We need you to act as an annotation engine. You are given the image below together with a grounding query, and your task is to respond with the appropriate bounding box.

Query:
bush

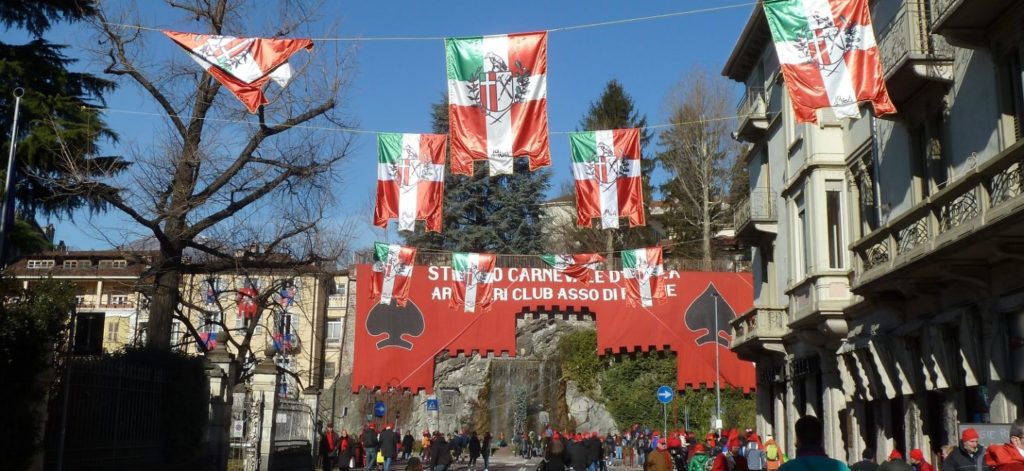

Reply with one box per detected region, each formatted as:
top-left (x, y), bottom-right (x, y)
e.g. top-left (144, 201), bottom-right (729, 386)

top-left (557, 329), bottom-right (603, 394)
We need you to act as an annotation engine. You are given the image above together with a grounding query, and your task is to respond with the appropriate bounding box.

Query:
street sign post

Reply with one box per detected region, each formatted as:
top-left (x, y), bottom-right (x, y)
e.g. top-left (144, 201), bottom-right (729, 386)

top-left (657, 385), bottom-right (674, 435)
top-left (426, 398), bottom-right (439, 411)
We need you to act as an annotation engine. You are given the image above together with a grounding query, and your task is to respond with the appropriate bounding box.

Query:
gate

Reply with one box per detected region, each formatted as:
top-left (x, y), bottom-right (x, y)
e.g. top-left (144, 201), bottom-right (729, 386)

top-left (269, 397), bottom-right (314, 470)
top-left (228, 390), bottom-right (265, 471)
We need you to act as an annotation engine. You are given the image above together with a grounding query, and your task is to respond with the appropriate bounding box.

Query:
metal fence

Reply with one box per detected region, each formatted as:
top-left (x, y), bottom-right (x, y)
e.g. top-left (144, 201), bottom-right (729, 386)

top-left (46, 356), bottom-right (166, 470)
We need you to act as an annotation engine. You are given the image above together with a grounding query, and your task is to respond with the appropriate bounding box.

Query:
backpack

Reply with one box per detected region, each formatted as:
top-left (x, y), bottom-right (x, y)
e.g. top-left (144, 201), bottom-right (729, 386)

top-left (765, 445), bottom-right (778, 461)
top-left (745, 447), bottom-right (766, 469)
top-left (689, 454), bottom-right (711, 471)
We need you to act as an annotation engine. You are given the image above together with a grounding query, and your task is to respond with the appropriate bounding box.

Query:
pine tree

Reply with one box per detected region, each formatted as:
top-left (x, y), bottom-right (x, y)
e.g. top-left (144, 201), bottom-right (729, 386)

top-left (1, 0), bottom-right (123, 219)
top-left (402, 96), bottom-right (551, 257)
top-left (550, 80), bottom-right (658, 254)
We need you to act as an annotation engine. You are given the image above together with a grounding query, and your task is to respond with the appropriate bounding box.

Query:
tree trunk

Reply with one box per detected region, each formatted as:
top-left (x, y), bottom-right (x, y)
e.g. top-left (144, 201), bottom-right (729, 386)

top-left (146, 258), bottom-right (183, 350)
top-left (702, 174), bottom-right (712, 264)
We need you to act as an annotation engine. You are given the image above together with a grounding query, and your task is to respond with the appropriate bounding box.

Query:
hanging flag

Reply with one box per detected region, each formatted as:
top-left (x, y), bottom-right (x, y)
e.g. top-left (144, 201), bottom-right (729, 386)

top-left (621, 247), bottom-right (666, 308)
top-left (198, 331), bottom-right (218, 350)
top-left (446, 32), bottom-right (550, 176)
top-left (762, 0), bottom-right (895, 123)
top-left (570, 128), bottom-right (645, 229)
top-left (371, 242), bottom-right (417, 306)
top-left (163, 31), bottom-right (313, 113)
top-left (374, 133), bottom-right (447, 232)
top-left (540, 253), bottom-right (605, 283)
top-left (450, 252), bottom-right (496, 313)
top-left (237, 281), bottom-right (259, 319)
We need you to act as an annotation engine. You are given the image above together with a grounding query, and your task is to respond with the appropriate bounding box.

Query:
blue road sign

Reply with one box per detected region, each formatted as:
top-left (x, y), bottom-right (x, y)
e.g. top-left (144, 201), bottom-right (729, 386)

top-left (656, 385), bottom-right (675, 404)
top-left (426, 398), bottom-right (439, 411)
top-left (374, 401), bottom-right (386, 417)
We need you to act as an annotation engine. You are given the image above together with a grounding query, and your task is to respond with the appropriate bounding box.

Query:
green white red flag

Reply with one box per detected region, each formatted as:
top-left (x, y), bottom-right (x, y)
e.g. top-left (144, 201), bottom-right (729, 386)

top-left (540, 253), bottom-right (605, 283)
top-left (762, 0), bottom-right (895, 123)
top-left (163, 31), bottom-right (313, 113)
top-left (621, 247), bottom-right (666, 308)
top-left (371, 242), bottom-right (417, 307)
top-left (570, 128), bottom-right (645, 229)
top-left (451, 252), bottom-right (496, 313)
top-left (374, 133), bottom-right (447, 232)
top-left (445, 32), bottom-right (550, 176)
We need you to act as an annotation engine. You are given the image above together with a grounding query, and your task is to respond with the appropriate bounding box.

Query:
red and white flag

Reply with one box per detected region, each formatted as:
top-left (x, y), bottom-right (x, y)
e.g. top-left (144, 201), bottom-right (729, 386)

top-left (570, 129), bottom-right (645, 229)
top-left (451, 252), bottom-right (496, 313)
top-left (445, 32), bottom-right (550, 176)
top-left (621, 247), bottom-right (666, 308)
top-left (371, 242), bottom-right (417, 306)
top-left (163, 31), bottom-right (313, 113)
top-left (374, 133), bottom-right (447, 232)
top-left (540, 253), bottom-right (605, 283)
top-left (762, 0), bottom-right (895, 123)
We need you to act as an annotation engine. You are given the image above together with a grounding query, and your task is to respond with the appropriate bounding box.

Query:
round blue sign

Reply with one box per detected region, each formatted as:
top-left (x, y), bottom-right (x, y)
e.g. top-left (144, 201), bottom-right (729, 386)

top-left (374, 401), bottom-right (386, 417)
top-left (656, 385), bottom-right (675, 404)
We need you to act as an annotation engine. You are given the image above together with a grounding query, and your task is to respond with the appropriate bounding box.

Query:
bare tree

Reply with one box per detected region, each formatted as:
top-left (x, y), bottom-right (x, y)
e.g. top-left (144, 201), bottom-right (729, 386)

top-left (47, 0), bottom-right (355, 350)
top-left (656, 67), bottom-right (738, 263)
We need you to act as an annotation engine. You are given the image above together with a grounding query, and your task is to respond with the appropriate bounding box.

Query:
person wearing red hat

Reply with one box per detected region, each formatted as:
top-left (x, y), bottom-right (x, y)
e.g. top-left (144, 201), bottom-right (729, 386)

top-left (363, 423), bottom-right (381, 471)
top-left (985, 419), bottom-right (1024, 470)
top-left (711, 429), bottom-right (748, 471)
top-left (689, 443), bottom-right (711, 471)
top-left (878, 450), bottom-right (911, 471)
top-left (909, 449), bottom-right (934, 471)
top-left (744, 433), bottom-right (767, 470)
top-left (944, 427), bottom-right (990, 471)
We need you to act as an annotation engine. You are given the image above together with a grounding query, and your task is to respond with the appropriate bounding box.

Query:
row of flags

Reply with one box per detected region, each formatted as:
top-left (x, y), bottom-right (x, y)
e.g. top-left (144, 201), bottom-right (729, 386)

top-left (370, 242), bottom-right (666, 311)
top-left (373, 127), bottom-right (646, 233)
top-left (160, 0), bottom-right (894, 129)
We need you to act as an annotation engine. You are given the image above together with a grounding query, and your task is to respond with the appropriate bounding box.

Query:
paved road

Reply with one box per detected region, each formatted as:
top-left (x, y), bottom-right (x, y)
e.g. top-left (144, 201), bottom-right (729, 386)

top-left (361, 448), bottom-right (640, 471)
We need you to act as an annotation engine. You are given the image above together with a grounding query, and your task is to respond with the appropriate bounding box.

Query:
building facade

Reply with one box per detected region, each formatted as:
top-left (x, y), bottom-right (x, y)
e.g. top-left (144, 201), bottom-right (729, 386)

top-left (725, 0), bottom-right (1024, 463)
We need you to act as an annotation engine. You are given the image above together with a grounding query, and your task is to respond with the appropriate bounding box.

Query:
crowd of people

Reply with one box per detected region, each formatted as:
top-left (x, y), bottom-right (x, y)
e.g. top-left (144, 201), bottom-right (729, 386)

top-left (319, 417), bottom-right (1024, 471)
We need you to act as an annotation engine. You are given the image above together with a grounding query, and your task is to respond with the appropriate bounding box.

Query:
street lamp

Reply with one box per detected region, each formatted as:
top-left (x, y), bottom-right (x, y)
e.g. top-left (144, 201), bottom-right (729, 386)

top-left (713, 292), bottom-right (722, 432)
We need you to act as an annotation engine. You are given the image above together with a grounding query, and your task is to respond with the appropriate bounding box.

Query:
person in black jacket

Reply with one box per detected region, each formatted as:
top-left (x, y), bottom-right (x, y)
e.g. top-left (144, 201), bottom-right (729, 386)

top-left (482, 432), bottom-right (493, 471)
top-left (430, 433), bottom-right (453, 471)
top-left (943, 428), bottom-right (991, 471)
top-left (544, 432), bottom-right (570, 471)
top-left (363, 423), bottom-right (380, 471)
top-left (403, 431), bottom-right (415, 461)
top-left (586, 433), bottom-right (602, 471)
top-left (570, 435), bottom-right (591, 471)
top-left (468, 431), bottom-right (482, 471)
top-left (378, 423), bottom-right (398, 471)
top-left (851, 448), bottom-right (879, 471)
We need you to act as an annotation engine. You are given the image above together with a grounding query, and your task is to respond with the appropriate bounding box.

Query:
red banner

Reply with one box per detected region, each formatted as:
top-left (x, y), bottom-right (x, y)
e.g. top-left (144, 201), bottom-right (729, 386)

top-left (353, 264), bottom-right (754, 393)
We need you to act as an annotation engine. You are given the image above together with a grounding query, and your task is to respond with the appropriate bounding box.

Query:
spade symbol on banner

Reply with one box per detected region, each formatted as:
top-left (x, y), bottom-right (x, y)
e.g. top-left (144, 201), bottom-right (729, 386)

top-left (684, 284), bottom-right (735, 347)
top-left (366, 300), bottom-right (425, 350)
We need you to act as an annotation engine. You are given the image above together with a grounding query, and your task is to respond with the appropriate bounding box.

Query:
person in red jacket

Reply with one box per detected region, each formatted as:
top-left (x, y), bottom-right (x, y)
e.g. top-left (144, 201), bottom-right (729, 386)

top-left (909, 449), bottom-right (934, 471)
top-left (985, 419), bottom-right (1024, 469)
top-left (712, 429), bottom-right (748, 471)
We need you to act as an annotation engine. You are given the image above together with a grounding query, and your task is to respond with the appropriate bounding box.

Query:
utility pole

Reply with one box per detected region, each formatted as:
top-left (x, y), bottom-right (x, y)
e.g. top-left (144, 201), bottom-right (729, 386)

top-left (713, 292), bottom-right (722, 432)
top-left (1, 88), bottom-right (24, 267)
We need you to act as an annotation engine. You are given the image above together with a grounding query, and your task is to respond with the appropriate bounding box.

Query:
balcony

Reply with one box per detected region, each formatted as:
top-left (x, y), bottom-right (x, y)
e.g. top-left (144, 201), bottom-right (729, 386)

top-left (730, 306), bottom-right (788, 360)
top-left (735, 86), bottom-right (768, 142)
top-left (852, 140), bottom-right (1024, 293)
top-left (328, 294), bottom-right (347, 309)
top-left (876, 1), bottom-right (954, 103)
top-left (734, 188), bottom-right (778, 241)
top-left (930, 0), bottom-right (1021, 48)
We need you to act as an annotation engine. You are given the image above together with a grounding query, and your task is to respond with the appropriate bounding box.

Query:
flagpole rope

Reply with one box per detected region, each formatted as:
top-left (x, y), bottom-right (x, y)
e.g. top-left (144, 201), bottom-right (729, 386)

top-left (99, 2), bottom-right (758, 40)
top-left (83, 106), bottom-right (768, 136)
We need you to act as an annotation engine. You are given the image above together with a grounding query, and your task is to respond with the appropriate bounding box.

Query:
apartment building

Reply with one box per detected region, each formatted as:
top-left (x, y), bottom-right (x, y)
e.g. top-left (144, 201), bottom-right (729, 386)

top-left (724, 0), bottom-right (1024, 462)
top-left (8, 248), bottom-right (350, 393)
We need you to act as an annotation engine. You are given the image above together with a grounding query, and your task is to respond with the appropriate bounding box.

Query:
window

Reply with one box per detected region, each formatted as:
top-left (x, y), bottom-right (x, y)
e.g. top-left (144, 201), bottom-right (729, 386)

top-left (106, 320), bottom-right (119, 342)
top-left (335, 281), bottom-right (347, 297)
top-left (79, 260), bottom-right (92, 268)
top-left (324, 361), bottom-right (337, 379)
top-left (794, 193), bottom-right (811, 280)
top-left (75, 295), bottom-right (86, 306)
top-left (203, 310), bottom-right (222, 334)
top-left (999, 47), bottom-right (1024, 144)
top-left (64, 260), bottom-right (79, 268)
top-left (27, 260), bottom-right (54, 269)
top-left (826, 181), bottom-right (845, 269)
top-left (74, 313), bottom-right (105, 355)
top-left (327, 320), bottom-right (342, 343)
top-left (98, 259), bottom-right (127, 268)
top-left (234, 312), bottom-right (246, 330)
top-left (110, 295), bottom-right (129, 306)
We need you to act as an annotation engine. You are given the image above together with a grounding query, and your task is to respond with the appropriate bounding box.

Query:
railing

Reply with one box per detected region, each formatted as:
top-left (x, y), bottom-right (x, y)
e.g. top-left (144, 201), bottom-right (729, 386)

top-left (876, 1), bottom-right (953, 78)
top-left (737, 86), bottom-right (767, 126)
top-left (731, 306), bottom-right (789, 348)
top-left (852, 141), bottom-right (1024, 285)
top-left (929, 0), bottom-right (961, 27)
top-left (327, 294), bottom-right (346, 309)
top-left (75, 301), bottom-right (137, 310)
top-left (734, 188), bottom-right (778, 233)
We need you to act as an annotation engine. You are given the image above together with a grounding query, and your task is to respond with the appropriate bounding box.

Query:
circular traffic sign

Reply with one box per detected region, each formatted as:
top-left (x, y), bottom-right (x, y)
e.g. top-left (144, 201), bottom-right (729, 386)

top-left (656, 385), bottom-right (675, 404)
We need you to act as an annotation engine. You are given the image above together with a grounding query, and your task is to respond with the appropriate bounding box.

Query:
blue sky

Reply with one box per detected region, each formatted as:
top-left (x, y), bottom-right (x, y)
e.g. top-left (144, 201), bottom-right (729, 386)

top-left (6, 1), bottom-right (755, 252)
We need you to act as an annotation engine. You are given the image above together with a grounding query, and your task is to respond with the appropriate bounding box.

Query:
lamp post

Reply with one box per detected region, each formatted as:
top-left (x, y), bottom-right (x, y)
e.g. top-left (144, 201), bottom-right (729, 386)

top-left (713, 292), bottom-right (722, 432)
top-left (1, 88), bottom-right (24, 267)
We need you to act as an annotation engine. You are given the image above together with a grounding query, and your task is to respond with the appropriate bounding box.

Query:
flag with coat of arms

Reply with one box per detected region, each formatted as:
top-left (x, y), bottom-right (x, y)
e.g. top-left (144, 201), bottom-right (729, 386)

top-left (445, 32), bottom-right (550, 176)
top-left (762, 0), bottom-right (895, 123)
top-left (163, 31), bottom-right (313, 113)
top-left (374, 133), bottom-right (447, 232)
top-left (540, 253), bottom-right (605, 284)
top-left (371, 242), bottom-right (417, 307)
top-left (621, 247), bottom-right (666, 308)
top-left (570, 128), bottom-right (645, 229)
top-left (451, 252), bottom-right (496, 313)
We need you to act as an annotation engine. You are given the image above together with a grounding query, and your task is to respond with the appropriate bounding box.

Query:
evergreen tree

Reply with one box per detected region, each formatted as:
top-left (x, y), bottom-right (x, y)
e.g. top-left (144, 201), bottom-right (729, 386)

top-left (403, 96), bottom-right (551, 256)
top-left (1, 0), bottom-right (123, 219)
top-left (550, 80), bottom-right (658, 254)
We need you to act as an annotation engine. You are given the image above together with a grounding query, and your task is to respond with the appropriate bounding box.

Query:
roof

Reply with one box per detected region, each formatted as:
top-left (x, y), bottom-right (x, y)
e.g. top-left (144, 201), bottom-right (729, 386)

top-left (8, 249), bottom-right (154, 278)
top-left (721, 5), bottom-right (772, 82)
